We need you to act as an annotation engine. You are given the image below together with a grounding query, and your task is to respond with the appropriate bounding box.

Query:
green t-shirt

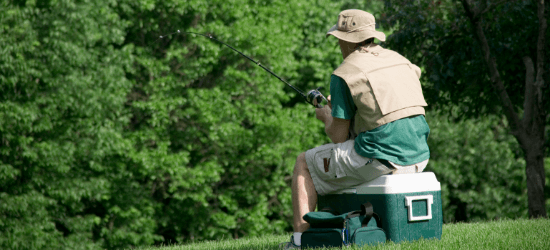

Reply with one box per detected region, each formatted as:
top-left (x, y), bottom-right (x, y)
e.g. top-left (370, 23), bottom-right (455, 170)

top-left (330, 74), bottom-right (430, 165)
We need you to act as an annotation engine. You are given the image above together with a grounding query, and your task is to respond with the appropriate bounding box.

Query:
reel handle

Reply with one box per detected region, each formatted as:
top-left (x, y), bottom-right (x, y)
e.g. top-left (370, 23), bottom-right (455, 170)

top-left (306, 87), bottom-right (328, 108)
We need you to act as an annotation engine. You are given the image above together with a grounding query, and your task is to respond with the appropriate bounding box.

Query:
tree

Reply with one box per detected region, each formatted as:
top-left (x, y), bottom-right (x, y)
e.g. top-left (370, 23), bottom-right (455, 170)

top-left (460, 0), bottom-right (548, 218)
top-left (1, 0), bottom-right (347, 248)
top-left (380, 0), bottom-right (548, 218)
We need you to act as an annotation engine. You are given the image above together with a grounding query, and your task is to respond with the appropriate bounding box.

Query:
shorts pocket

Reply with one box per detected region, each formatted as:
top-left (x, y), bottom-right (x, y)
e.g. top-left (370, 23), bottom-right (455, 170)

top-left (354, 160), bottom-right (392, 182)
top-left (313, 147), bottom-right (337, 181)
top-left (332, 140), bottom-right (374, 178)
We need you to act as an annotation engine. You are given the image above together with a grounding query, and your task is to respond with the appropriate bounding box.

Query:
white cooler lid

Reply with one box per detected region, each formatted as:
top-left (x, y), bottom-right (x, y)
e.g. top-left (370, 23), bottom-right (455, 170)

top-left (335, 172), bottom-right (441, 194)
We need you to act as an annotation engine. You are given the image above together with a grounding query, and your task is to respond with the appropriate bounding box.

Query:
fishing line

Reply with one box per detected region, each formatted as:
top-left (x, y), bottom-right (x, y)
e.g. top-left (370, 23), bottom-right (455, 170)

top-left (154, 30), bottom-right (327, 108)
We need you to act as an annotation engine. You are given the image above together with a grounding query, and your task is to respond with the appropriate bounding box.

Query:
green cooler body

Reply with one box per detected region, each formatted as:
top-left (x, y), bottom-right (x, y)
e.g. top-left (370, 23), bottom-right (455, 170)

top-left (317, 172), bottom-right (442, 243)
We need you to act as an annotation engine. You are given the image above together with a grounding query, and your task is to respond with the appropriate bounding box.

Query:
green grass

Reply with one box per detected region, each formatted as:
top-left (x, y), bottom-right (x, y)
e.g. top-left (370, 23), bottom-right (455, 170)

top-left (138, 218), bottom-right (550, 250)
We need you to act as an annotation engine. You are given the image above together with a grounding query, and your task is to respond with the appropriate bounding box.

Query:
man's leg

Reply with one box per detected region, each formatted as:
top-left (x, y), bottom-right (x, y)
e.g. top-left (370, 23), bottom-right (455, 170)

top-left (292, 152), bottom-right (317, 232)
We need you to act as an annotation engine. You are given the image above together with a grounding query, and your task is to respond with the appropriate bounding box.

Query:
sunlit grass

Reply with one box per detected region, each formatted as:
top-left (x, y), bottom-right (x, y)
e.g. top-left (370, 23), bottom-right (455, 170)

top-left (137, 218), bottom-right (550, 250)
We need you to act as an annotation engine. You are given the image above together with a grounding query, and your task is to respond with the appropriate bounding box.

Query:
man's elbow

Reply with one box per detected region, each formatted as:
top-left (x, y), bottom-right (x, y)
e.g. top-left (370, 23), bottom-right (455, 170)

top-left (326, 127), bottom-right (348, 144)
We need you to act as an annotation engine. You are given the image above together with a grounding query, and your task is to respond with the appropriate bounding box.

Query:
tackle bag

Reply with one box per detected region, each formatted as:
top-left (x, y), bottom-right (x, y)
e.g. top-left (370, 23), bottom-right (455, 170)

top-left (301, 202), bottom-right (386, 248)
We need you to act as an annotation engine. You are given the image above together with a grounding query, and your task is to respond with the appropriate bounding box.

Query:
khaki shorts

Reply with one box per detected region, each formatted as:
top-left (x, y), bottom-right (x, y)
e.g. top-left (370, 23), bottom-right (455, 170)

top-left (305, 140), bottom-right (428, 195)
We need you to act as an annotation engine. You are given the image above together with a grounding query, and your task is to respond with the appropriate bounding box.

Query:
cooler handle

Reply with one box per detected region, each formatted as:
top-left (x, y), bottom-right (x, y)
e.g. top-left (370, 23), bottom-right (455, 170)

top-left (405, 195), bottom-right (433, 221)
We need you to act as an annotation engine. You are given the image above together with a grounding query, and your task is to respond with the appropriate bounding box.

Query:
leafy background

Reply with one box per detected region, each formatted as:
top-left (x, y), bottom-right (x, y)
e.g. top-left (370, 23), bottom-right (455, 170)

top-left (1, 0), bottom-right (548, 249)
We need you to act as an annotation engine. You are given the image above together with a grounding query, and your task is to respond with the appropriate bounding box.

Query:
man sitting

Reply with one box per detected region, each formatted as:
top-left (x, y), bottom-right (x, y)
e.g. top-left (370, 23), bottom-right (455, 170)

top-left (281, 9), bottom-right (430, 249)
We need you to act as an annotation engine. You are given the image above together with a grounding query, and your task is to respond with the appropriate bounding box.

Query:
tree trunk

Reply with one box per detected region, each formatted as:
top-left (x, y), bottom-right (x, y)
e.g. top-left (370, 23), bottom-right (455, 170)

top-left (518, 109), bottom-right (547, 218)
top-left (520, 56), bottom-right (547, 218)
top-left (523, 141), bottom-right (547, 217)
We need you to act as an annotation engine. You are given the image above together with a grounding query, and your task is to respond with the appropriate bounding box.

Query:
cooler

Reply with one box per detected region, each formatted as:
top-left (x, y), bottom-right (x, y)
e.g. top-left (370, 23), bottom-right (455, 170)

top-left (317, 172), bottom-right (443, 243)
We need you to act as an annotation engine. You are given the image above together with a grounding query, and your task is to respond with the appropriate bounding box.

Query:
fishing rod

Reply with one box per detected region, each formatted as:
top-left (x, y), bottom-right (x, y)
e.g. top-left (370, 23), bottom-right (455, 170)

top-left (155, 30), bottom-right (328, 108)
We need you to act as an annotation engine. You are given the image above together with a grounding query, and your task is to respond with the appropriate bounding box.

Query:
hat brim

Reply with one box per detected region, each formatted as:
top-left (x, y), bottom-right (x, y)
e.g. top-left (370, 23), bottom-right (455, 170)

top-left (326, 24), bottom-right (386, 43)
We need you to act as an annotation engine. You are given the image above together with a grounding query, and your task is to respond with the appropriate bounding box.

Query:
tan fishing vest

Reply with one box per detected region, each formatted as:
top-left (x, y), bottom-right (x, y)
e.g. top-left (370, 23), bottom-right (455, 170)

top-left (333, 44), bottom-right (427, 133)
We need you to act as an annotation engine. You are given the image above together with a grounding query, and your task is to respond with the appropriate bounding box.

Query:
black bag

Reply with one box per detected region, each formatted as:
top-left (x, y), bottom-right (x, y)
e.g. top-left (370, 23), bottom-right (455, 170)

top-left (301, 202), bottom-right (386, 248)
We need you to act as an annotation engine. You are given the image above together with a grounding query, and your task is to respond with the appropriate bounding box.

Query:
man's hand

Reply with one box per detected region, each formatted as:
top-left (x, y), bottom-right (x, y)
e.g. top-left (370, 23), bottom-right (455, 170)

top-left (314, 95), bottom-right (332, 124)
top-left (315, 106), bottom-right (331, 123)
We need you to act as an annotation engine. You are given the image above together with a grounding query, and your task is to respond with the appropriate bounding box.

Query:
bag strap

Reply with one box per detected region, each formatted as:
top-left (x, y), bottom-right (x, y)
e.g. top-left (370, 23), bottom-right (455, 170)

top-left (344, 202), bottom-right (375, 221)
top-left (344, 210), bottom-right (362, 219)
top-left (360, 202), bottom-right (382, 228)
top-left (338, 203), bottom-right (383, 228)
top-left (371, 213), bottom-right (383, 228)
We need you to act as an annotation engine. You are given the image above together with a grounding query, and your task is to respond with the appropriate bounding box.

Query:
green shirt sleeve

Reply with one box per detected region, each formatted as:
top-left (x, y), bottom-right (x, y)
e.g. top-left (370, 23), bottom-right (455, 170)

top-left (330, 74), bottom-right (356, 120)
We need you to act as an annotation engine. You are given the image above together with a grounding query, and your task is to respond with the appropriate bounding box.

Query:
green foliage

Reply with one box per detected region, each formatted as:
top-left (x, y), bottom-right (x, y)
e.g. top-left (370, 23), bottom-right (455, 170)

top-left (546, 158), bottom-right (550, 210)
top-left (1, 0), bottom-right (135, 249)
top-left (426, 111), bottom-right (529, 222)
top-left (121, 0), bottom-right (344, 244)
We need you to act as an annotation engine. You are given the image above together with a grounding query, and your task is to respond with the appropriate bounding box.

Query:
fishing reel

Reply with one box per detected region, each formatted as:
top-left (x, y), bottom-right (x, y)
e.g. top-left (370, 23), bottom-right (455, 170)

top-left (306, 87), bottom-right (328, 108)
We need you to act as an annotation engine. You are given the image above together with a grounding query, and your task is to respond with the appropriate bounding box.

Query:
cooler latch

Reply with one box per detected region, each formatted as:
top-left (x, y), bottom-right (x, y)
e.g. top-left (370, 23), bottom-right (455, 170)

top-left (405, 195), bottom-right (433, 221)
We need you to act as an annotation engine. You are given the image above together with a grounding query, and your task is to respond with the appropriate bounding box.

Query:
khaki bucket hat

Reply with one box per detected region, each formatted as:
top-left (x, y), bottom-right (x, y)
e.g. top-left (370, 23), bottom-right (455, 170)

top-left (326, 9), bottom-right (386, 43)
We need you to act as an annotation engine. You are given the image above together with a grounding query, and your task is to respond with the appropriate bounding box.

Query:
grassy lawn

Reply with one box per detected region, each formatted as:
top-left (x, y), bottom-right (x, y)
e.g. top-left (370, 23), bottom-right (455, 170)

top-left (138, 218), bottom-right (550, 250)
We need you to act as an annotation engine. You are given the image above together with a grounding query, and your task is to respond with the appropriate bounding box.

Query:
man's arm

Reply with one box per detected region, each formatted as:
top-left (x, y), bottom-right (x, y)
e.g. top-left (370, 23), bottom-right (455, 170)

top-left (315, 97), bottom-right (350, 144)
top-left (324, 115), bottom-right (351, 144)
